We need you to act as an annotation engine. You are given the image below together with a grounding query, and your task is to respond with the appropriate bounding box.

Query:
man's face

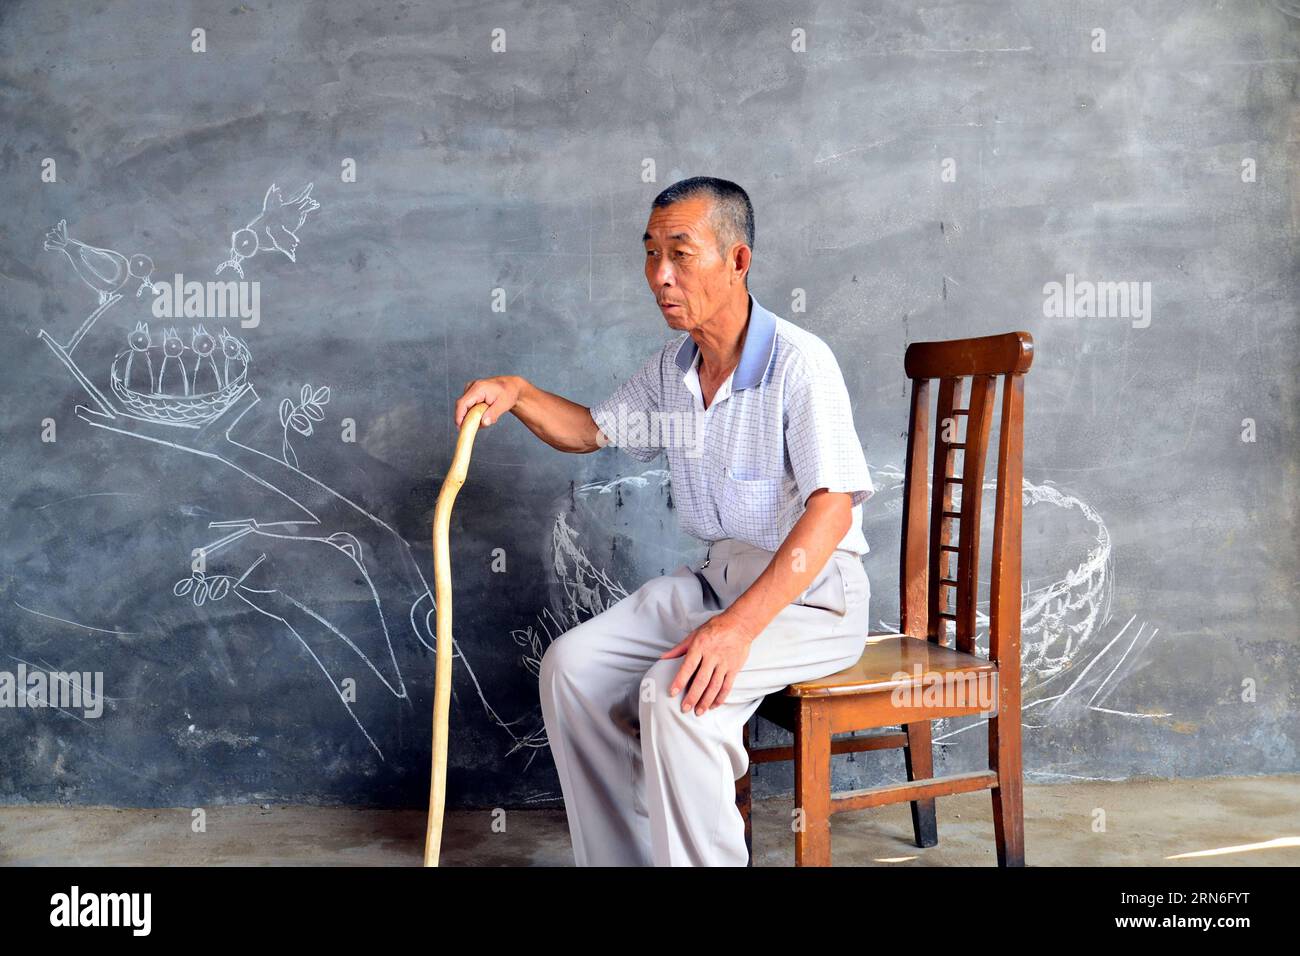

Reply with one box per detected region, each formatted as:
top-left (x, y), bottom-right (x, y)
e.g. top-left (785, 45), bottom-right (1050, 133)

top-left (643, 196), bottom-right (744, 331)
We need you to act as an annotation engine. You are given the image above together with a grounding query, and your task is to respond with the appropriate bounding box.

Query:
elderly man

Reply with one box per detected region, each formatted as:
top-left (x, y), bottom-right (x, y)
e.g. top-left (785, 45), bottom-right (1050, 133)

top-left (453, 176), bottom-right (874, 866)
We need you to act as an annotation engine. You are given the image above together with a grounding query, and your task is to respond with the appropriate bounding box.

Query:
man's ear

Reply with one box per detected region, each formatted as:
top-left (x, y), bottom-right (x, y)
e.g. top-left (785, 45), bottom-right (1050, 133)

top-left (731, 243), bottom-right (751, 285)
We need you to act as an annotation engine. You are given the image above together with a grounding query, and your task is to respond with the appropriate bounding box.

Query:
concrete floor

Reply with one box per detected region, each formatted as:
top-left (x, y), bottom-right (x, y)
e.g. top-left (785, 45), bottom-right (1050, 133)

top-left (2, 775), bottom-right (1296, 866)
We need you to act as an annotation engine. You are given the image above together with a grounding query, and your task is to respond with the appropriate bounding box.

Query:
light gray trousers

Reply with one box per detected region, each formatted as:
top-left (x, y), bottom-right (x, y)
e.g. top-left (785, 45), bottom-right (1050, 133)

top-left (538, 537), bottom-right (871, 866)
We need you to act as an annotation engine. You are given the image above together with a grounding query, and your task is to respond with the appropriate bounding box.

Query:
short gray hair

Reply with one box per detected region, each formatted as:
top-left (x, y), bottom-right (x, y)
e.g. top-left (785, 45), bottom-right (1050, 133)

top-left (650, 177), bottom-right (754, 283)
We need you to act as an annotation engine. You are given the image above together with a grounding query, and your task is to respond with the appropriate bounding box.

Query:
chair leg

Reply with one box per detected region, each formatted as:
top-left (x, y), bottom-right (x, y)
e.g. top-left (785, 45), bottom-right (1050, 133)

top-left (989, 701), bottom-right (1025, 866)
top-left (902, 720), bottom-right (939, 848)
top-left (737, 721), bottom-right (753, 867)
top-left (793, 700), bottom-right (832, 867)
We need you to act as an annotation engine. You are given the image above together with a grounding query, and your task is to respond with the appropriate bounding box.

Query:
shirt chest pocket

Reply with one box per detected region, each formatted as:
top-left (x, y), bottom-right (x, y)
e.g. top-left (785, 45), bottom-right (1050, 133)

top-left (717, 471), bottom-right (788, 538)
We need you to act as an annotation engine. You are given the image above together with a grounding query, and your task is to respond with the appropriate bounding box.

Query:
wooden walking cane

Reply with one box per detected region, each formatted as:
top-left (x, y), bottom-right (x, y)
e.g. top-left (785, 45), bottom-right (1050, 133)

top-left (424, 400), bottom-right (489, 867)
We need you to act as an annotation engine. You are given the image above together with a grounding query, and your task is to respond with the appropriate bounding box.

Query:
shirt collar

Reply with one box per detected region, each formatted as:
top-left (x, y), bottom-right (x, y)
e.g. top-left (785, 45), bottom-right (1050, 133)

top-left (672, 292), bottom-right (777, 391)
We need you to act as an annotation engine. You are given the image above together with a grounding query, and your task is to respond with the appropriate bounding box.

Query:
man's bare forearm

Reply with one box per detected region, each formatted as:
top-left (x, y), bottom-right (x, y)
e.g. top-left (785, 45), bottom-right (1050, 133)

top-left (508, 376), bottom-right (604, 453)
top-left (719, 490), bottom-right (854, 640)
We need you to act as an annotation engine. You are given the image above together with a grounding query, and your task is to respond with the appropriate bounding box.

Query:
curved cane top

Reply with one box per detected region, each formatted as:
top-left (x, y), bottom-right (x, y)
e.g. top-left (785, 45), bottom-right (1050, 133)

top-left (441, 402), bottom-right (490, 494)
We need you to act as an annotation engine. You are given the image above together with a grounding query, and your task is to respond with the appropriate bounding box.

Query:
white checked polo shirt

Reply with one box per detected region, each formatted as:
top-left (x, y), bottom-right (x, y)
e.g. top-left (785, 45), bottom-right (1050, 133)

top-left (589, 292), bottom-right (874, 555)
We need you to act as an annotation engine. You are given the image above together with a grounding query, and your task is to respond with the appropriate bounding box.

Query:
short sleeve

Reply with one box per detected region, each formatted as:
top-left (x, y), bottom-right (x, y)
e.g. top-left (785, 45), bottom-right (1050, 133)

top-left (590, 349), bottom-right (665, 463)
top-left (783, 346), bottom-right (874, 508)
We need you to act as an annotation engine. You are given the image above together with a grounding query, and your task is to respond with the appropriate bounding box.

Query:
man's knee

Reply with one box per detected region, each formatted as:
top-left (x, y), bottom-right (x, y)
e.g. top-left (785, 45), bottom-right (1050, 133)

top-left (538, 626), bottom-right (580, 693)
top-left (637, 659), bottom-right (695, 724)
top-left (538, 615), bottom-right (610, 695)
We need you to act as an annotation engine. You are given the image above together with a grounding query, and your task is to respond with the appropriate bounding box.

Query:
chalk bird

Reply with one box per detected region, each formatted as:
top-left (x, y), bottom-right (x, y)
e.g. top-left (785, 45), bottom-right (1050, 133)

top-left (190, 325), bottom-right (222, 394)
top-left (158, 327), bottom-right (190, 396)
top-left (43, 220), bottom-right (155, 303)
top-left (218, 327), bottom-right (251, 386)
top-left (216, 182), bottom-right (320, 277)
top-left (123, 322), bottom-right (155, 394)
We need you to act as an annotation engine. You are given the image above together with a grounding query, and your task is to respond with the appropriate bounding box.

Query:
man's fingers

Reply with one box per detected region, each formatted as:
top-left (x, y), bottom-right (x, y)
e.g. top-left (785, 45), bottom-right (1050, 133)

top-left (709, 672), bottom-right (735, 711)
top-left (683, 663), bottom-right (716, 712)
top-left (659, 635), bottom-right (691, 660)
top-left (669, 651), bottom-right (701, 698)
top-left (481, 393), bottom-right (509, 427)
top-left (694, 668), bottom-right (727, 714)
top-left (455, 383), bottom-right (487, 426)
top-left (453, 383), bottom-right (475, 426)
top-left (681, 661), bottom-right (716, 713)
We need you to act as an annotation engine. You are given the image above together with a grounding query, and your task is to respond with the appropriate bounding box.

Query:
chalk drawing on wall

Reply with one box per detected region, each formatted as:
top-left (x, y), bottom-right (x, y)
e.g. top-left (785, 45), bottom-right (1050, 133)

top-left (520, 465), bottom-right (1164, 783)
top-left (864, 464), bottom-right (1167, 780)
top-left (215, 182), bottom-right (319, 277)
top-left (44, 219), bottom-right (157, 305)
top-left (39, 220), bottom-right (158, 418)
top-left (278, 383), bottom-right (331, 468)
top-left (34, 209), bottom-right (1159, 783)
top-left (504, 477), bottom-right (654, 769)
top-left (33, 203), bottom-right (539, 763)
top-left (103, 322), bottom-right (253, 427)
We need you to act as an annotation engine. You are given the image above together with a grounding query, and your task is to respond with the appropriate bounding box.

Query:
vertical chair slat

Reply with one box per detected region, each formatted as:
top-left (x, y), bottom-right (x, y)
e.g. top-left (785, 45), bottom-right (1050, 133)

top-left (987, 371), bottom-right (1027, 865)
top-left (989, 373), bottom-right (1025, 671)
top-left (955, 374), bottom-right (997, 655)
top-left (899, 378), bottom-right (931, 637)
top-left (926, 377), bottom-right (962, 647)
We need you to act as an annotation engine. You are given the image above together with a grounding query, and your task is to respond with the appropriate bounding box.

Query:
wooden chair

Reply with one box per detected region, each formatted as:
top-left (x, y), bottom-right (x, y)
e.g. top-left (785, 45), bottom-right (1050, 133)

top-left (735, 330), bottom-right (1034, 867)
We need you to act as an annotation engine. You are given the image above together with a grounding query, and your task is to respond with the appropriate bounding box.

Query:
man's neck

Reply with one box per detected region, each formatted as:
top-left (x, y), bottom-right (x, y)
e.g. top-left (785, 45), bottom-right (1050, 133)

top-left (690, 292), bottom-right (751, 382)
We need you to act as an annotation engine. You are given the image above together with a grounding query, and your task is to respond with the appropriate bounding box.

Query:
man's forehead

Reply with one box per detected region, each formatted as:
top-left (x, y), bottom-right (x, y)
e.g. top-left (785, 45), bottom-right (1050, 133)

top-left (643, 200), bottom-right (714, 243)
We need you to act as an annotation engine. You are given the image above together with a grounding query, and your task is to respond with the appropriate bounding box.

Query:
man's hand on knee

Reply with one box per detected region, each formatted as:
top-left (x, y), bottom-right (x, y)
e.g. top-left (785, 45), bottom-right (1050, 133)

top-left (659, 613), bottom-right (757, 716)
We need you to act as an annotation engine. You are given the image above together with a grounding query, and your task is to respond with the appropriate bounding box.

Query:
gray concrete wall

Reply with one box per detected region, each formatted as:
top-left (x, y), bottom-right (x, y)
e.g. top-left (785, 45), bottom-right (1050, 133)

top-left (0, 0), bottom-right (1295, 809)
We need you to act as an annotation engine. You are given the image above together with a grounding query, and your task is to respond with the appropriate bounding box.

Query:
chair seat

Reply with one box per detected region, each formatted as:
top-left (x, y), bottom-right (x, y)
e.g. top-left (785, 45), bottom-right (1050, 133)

top-left (784, 631), bottom-right (996, 698)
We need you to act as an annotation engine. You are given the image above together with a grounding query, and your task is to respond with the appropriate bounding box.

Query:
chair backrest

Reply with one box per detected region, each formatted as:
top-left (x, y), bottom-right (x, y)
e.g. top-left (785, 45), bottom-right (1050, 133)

top-left (897, 332), bottom-right (1033, 664)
